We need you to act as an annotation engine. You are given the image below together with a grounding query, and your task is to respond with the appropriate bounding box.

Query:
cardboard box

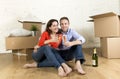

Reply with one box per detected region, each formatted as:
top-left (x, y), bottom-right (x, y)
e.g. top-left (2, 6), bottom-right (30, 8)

top-left (12, 48), bottom-right (33, 61)
top-left (18, 21), bottom-right (45, 33)
top-left (100, 37), bottom-right (120, 58)
top-left (90, 12), bottom-right (120, 37)
top-left (6, 36), bottom-right (39, 50)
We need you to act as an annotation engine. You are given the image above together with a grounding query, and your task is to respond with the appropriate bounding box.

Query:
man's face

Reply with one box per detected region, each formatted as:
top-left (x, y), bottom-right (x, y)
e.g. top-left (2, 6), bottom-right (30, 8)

top-left (60, 19), bottom-right (69, 32)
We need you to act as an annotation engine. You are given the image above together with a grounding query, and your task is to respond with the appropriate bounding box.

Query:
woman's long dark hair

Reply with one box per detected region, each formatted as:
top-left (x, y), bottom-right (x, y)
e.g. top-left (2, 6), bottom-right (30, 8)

top-left (45, 19), bottom-right (61, 35)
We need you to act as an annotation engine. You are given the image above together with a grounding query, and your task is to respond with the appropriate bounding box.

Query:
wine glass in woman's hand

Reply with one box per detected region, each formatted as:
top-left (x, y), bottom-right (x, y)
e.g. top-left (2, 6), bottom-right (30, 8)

top-left (50, 35), bottom-right (59, 42)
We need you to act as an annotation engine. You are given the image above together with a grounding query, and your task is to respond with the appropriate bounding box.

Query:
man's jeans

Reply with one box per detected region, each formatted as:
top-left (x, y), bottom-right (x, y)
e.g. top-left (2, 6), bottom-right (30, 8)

top-left (58, 45), bottom-right (85, 64)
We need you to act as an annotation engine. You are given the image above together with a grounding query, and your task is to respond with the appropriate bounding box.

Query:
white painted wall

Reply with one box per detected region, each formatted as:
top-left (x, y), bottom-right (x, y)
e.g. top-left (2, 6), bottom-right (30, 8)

top-left (0, 0), bottom-right (119, 53)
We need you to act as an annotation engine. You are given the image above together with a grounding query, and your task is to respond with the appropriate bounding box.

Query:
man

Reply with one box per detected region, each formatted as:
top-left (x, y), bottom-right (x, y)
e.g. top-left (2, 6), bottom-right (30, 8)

top-left (58, 17), bottom-right (86, 75)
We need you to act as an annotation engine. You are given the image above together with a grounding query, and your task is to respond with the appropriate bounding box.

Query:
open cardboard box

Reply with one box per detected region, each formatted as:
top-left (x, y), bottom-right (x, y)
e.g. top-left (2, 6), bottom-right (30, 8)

top-left (6, 20), bottom-right (43, 50)
top-left (90, 12), bottom-right (120, 37)
top-left (5, 20), bottom-right (44, 61)
top-left (18, 20), bottom-right (45, 32)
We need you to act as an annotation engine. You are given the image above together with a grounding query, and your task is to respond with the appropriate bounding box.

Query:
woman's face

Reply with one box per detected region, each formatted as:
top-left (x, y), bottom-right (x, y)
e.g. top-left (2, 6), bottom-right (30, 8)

top-left (49, 21), bottom-right (59, 33)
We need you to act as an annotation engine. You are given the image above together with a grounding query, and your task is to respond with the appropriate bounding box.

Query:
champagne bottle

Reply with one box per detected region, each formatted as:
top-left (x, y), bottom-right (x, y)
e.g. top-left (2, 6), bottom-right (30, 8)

top-left (92, 48), bottom-right (98, 67)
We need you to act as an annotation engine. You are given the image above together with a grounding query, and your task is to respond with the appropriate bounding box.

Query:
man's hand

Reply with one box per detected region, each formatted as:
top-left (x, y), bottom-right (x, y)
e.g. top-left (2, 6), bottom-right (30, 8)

top-left (64, 41), bottom-right (73, 47)
top-left (64, 40), bottom-right (82, 47)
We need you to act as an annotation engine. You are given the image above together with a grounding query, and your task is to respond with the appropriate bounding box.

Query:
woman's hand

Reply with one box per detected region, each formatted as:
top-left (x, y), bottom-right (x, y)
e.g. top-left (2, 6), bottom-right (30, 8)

top-left (50, 37), bottom-right (59, 42)
top-left (50, 34), bottom-right (59, 42)
top-left (44, 34), bottom-right (59, 44)
top-left (33, 45), bottom-right (40, 53)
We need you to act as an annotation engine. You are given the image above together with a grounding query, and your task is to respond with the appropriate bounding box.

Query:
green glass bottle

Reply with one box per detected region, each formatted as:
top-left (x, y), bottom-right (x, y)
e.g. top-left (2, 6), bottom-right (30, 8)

top-left (92, 48), bottom-right (98, 67)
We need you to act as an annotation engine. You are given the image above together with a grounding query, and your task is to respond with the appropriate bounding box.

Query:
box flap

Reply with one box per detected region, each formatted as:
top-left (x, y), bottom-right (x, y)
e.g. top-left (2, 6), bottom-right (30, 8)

top-left (90, 12), bottom-right (117, 19)
top-left (87, 20), bottom-right (94, 22)
top-left (18, 20), bottom-right (45, 24)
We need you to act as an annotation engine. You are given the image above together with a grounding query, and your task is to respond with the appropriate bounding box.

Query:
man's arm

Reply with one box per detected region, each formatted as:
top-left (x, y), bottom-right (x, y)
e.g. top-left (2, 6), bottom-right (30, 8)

top-left (64, 29), bottom-right (85, 47)
top-left (72, 29), bottom-right (86, 44)
top-left (64, 40), bottom-right (82, 47)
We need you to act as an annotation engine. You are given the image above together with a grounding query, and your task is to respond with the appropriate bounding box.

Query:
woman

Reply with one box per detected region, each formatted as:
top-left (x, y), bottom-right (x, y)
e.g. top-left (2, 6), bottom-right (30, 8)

top-left (24, 19), bottom-right (72, 77)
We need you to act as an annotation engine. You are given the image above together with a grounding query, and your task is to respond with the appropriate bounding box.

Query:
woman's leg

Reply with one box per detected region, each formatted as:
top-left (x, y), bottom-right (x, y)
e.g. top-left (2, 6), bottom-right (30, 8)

top-left (23, 47), bottom-right (46, 68)
top-left (37, 59), bottom-right (54, 67)
top-left (34, 45), bottom-right (67, 76)
top-left (30, 45), bottom-right (61, 68)
top-left (51, 48), bottom-right (72, 75)
top-left (32, 46), bottom-right (46, 63)
top-left (23, 62), bottom-right (37, 68)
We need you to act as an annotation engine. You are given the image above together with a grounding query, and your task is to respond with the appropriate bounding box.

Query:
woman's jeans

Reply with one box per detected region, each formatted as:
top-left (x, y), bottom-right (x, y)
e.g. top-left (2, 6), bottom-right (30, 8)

top-left (32, 45), bottom-right (65, 68)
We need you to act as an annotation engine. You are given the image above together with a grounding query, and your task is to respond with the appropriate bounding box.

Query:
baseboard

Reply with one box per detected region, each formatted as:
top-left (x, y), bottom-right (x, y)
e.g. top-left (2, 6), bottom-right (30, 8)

top-left (0, 50), bottom-right (12, 54)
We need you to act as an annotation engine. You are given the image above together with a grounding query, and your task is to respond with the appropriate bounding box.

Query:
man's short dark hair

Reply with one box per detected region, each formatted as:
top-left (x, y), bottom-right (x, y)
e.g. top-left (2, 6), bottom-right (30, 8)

top-left (60, 17), bottom-right (69, 23)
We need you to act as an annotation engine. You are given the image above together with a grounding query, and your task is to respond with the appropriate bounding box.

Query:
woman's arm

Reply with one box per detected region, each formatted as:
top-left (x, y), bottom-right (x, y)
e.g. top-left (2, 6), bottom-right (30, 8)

top-left (44, 39), bottom-right (53, 44)
top-left (44, 36), bottom-right (59, 44)
top-left (38, 32), bottom-right (48, 46)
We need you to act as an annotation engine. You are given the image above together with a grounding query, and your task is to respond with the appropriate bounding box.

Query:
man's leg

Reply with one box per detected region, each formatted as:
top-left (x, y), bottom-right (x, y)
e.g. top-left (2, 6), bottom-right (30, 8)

top-left (69, 45), bottom-right (86, 74)
top-left (59, 45), bottom-right (86, 74)
top-left (58, 50), bottom-right (74, 61)
top-left (69, 45), bottom-right (85, 64)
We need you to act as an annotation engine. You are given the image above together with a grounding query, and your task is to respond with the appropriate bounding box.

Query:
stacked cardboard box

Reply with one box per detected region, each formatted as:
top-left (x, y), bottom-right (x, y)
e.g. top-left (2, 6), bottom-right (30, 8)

top-left (12, 48), bottom-right (33, 61)
top-left (6, 21), bottom-right (44, 61)
top-left (90, 12), bottom-right (120, 58)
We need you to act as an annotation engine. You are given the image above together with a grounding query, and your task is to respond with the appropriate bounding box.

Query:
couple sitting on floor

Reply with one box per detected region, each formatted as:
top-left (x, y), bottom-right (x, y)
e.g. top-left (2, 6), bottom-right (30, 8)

top-left (24, 17), bottom-right (86, 77)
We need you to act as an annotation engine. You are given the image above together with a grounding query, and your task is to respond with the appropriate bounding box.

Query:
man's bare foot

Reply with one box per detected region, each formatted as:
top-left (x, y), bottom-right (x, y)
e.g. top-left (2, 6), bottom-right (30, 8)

top-left (58, 66), bottom-right (67, 77)
top-left (23, 62), bottom-right (37, 68)
top-left (74, 60), bottom-right (86, 75)
top-left (62, 63), bottom-right (72, 75)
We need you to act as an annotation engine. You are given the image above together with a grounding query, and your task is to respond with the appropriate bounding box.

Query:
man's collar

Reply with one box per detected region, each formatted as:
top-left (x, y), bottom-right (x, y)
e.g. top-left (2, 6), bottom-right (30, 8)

top-left (62, 28), bottom-right (70, 34)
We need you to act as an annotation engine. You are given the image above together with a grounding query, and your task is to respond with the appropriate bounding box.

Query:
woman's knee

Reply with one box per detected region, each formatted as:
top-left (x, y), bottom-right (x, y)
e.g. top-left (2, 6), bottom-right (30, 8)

top-left (32, 52), bottom-right (38, 61)
top-left (42, 45), bottom-right (52, 51)
top-left (43, 45), bottom-right (51, 48)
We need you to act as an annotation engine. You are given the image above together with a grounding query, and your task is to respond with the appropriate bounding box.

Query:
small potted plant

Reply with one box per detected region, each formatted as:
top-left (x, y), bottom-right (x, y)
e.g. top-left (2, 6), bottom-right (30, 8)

top-left (30, 25), bottom-right (38, 36)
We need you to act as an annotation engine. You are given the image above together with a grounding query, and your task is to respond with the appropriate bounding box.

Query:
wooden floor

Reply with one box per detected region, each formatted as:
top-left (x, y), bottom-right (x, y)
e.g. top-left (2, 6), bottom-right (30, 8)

top-left (0, 48), bottom-right (120, 79)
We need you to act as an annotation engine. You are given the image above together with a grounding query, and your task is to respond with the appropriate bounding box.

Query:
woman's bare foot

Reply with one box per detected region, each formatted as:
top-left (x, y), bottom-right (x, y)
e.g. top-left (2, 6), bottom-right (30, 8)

top-left (23, 62), bottom-right (37, 68)
top-left (74, 60), bottom-right (86, 75)
top-left (62, 63), bottom-right (72, 75)
top-left (58, 66), bottom-right (67, 77)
